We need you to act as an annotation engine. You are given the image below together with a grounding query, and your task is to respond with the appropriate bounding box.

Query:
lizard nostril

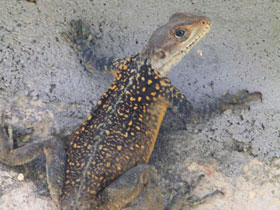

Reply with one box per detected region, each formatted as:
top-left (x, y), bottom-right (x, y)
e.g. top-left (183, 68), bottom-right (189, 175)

top-left (200, 17), bottom-right (211, 26)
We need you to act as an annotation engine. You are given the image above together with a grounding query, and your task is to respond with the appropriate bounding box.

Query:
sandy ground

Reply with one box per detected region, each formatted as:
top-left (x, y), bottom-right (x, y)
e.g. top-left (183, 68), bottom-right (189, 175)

top-left (0, 0), bottom-right (279, 209)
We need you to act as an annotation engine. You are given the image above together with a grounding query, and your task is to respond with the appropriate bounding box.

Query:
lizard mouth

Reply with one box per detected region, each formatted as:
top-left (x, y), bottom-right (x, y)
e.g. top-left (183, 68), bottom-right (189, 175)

top-left (184, 26), bottom-right (210, 52)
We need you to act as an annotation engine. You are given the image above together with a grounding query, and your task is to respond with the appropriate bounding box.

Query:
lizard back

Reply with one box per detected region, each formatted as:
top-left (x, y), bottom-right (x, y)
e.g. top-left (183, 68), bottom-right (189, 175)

top-left (61, 55), bottom-right (170, 205)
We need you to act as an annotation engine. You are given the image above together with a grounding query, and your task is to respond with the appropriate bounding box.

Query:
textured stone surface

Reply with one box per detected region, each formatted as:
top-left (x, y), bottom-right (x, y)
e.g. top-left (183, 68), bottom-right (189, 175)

top-left (0, 0), bottom-right (279, 209)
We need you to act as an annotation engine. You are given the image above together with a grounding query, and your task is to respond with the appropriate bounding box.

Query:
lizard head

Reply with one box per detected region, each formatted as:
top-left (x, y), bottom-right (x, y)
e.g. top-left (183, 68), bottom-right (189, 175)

top-left (142, 13), bottom-right (211, 76)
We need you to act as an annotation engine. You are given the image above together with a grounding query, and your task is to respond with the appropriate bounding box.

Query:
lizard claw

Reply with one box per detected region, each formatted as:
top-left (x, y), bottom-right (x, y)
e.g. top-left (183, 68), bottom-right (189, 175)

top-left (62, 19), bottom-right (95, 52)
top-left (168, 174), bottom-right (224, 210)
top-left (0, 116), bottom-right (14, 151)
top-left (220, 90), bottom-right (262, 111)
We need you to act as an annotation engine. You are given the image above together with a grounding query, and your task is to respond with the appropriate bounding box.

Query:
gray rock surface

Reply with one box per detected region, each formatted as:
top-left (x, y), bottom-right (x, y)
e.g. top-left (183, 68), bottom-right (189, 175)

top-left (0, 0), bottom-right (279, 209)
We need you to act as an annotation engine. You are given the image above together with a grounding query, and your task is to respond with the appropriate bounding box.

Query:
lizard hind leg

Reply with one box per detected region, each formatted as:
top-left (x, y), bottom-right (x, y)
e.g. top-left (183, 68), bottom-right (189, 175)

top-left (0, 117), bottom-right (66, 208)
top-left (99, 164), bottom-right (164, 210)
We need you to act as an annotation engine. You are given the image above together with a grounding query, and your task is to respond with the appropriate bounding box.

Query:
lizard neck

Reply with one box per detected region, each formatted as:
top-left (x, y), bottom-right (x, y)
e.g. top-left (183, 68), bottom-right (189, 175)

top-left (138, 50), bottom-right (170, 77)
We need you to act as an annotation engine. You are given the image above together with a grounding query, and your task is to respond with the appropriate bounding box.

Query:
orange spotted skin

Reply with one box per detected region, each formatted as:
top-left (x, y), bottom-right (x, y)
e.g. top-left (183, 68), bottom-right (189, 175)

top-left (61, 55), bottom-right (172, 207)
top-left (0, 13), bottom-right (262, 210)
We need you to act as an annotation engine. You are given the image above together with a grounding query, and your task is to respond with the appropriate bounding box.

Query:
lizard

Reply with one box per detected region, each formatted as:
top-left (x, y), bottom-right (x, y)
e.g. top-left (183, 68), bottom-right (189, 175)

top-left (0, 13), bottom-right (262, 210)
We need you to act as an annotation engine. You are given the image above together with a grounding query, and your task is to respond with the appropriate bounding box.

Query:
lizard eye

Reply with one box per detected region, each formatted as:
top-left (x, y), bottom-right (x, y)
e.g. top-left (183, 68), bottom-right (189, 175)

top-left (175, 29), bottom-right (186, 38)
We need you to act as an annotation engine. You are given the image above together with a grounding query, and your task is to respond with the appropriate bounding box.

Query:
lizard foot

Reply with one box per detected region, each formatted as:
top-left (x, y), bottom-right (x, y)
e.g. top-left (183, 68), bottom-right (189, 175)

top-left (62, 19), bottom-right (95, 52)
top-left (169, 174), bottom-right (223, 210)
top-left (219, 90), bottom-right (262, 111)
top-left (62, 20), bottom-right (100, 73)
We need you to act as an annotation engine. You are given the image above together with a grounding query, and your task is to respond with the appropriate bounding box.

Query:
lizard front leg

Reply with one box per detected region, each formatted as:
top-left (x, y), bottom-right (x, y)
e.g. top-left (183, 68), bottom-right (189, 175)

top-left (62, 19), bottom-right (121, 76)
top-left (167, 85), bottom-right (262, 124)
